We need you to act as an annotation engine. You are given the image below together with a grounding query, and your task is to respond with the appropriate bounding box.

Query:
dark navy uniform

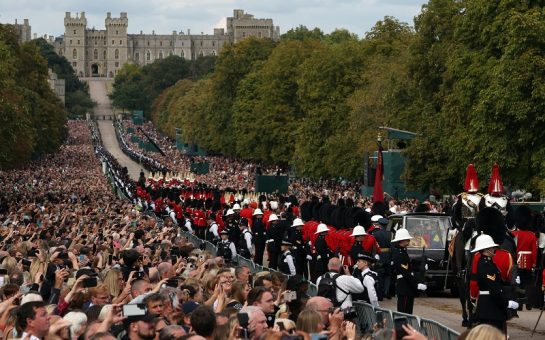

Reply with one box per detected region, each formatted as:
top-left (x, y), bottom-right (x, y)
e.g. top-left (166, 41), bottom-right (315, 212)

top-left (315, 234), bottom-right (332, 277)
top-left (266, 222), bottom-right (282, 269)
top-left (252, 217), bottom-right (266, 265)
top-left (289, 228), bottom-right (307, 277)
top-left (474, 255), bottom-right (508, 332)
top-left (370, 227), bottom-right (392, 299)
top-left (393, 246), bottom-right (418, 314)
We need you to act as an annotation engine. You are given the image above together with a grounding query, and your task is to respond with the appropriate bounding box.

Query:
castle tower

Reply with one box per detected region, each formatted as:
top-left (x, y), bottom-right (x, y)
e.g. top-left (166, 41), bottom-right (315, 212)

top-left (104, 12), bottom-right (128, 78)
top-left (64, 12), bottom-right (87, 77)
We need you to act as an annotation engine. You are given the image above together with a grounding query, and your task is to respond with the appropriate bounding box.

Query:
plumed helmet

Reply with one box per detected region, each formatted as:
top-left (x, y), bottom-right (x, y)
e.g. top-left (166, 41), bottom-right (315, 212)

top-left (476, 207), bottom-right (506, 245)
top-left (487, 163), bottom-right (504, 196)
top-left (464, 164), bottom-right (479, 193)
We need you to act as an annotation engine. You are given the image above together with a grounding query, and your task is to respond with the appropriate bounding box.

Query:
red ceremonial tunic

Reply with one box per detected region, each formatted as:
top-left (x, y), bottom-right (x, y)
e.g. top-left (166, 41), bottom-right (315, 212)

top-left (470, 249), bottom-right (513, 299)
top-left (512, 230), bottom-right (537, 270)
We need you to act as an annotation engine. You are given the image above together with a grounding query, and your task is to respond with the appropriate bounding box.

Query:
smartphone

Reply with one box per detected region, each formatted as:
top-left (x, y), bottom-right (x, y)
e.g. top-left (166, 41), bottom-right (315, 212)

top-left (28, 248), bottom-right (38, 257)
top-left (171, 255), bottom-right (178, 263)
top-left (285, 291), bottom-right (297, 302)
top-left (21, 259), bottom-right (31, 267)
top-left (375, 311), bottom-right (384, 328)
top-left (0, 269), bottom-right (7, 275)
top-left (277, 321), bottom-right (286, 331)
top-left (134, 271), bottom-right (145, 280)
top-left (237, 312), bottom-right (249, 339)
top-left (83, 277), bottom-right (98, 288)
top-left (108, 254), bottom-right (113, 265)
top-left (394, 317), bottom-right (409, 340)
top-left (123, 304), bottom-right (147, 317)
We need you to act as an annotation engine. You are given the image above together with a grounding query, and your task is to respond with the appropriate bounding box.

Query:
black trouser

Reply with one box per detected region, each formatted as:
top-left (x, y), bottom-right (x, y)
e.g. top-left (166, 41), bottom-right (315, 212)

top-left (196, 227), bottom-right (205, 240)
top-left (268, 251), bottom-right (279, 269)
top-left (254, 241), bottom-right (265, 265)
top-left (397, 295), bottom-right (415, 314)
top-left (519, 269), bottom-right (537, 307)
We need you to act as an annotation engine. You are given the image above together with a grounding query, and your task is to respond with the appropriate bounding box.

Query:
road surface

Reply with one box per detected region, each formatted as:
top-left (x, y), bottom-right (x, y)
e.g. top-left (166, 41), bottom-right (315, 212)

top-left (86, 78), bottom-right (148, 181)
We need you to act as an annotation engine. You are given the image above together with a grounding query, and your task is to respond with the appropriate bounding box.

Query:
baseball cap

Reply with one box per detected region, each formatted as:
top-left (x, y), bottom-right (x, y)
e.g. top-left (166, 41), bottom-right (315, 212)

top-left (182, 301), bottom-right (199, 315)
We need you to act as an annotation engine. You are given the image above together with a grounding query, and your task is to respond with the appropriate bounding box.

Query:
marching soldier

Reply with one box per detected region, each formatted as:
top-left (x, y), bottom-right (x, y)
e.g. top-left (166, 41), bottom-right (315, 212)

top-left (289, 218), bottom-right (309, 277)
top-left (225, 209), bottom-right (241, 247)
top-left (278, 238), bottom-right (296, 276)
top-left (217, 230), bottom-right (237, 264)
top-left (472, 234), bottom-right (519, 333)
top-left (315, 223), bottom-right (332, 278)
top-left (266, 214), bottom-right (282, 269)
top-left (392, 229), bottom-right (427, 314)
top-left (252, 208), bottom-right (267, 265)
top-left (350, 225), bottom-right (381, 263)
top-left (368, 217), bottom-right (393, 300)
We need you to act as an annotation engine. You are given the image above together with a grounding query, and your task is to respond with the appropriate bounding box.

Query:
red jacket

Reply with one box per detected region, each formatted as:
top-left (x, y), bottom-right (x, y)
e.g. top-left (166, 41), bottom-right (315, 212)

top-left (512, 230), bottom-right (537, 270)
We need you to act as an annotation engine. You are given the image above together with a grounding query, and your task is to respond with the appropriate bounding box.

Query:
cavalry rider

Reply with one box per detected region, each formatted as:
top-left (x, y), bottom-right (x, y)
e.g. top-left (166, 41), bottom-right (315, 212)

top-left (392, 228), bottom-right (427, 314)
top-left (472, 233), bottom-right (519, 333)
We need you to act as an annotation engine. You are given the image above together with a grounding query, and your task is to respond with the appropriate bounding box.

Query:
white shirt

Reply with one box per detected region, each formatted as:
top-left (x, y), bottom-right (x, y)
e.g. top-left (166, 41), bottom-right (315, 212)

top-left (185, 219), bottom-right (193, 233)
top-left (21, 331), bottom-right (42, 340)
top-left (282, 250), bottom-right (296, 275)
top-left (361, 268), bottom-right (379, 307)
top-left (242, 229), bottom-right (253, 252)
top-left (208, 222), bottom-right (218, 238)
top-left (316, 272), bottom-right (364, 309)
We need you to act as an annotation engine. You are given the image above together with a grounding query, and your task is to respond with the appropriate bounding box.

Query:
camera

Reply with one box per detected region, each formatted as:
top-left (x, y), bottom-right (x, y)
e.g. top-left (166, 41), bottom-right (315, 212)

top-left (237, 312), bottom-right (249, 339)
top-left (134, 271), bottom-right (145, 280)
top-left (342, 306), bottom-right (357, 320)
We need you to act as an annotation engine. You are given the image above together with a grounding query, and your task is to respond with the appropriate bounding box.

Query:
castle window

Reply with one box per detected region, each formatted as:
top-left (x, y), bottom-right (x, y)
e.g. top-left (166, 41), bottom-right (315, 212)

top-left (95, 40), bottom-right (97, 45)
top-left (181, 50), bottom-right (184, 58)
top-left (72, 49), bottom-right (77, 59)
top-left (94, 49), bottom-right (98, 59)
top-left (146, 51), bottom-right (151, 61)
top-left (212, 41), bottom-right (215, 46)
top-left (170, 41), bottom-right (172, 46)
top-left (70, 40), bottom-right (72, 45)
top-left (212, 50), bottom-right (216, 56)
top-left (135, 53), bottom-right (139, 61)
top-left (115, 49), bottom-right (119, 59)
top-left (258, 32), bottom-right (262, 38)
top-left (135, 41), bottom-right (138, 46)
top-left (119, 40), bottom-right (122, 45)
top-left (116, 30), bottom-right (119, 35)
top-left (104, 40), bottom-right (106, 45)
top-left (103, 50), bottom-right (107, 59)
top-left (182, 42), bottom-right (184, 46)
top-left (147, 41), bottom-right (150, 46)
top-left (242, 32), bottom-right (246, 38)
top-left (112, 40), bottom-right (115, 45)
top-left (200, 41), bottom-right (203, 46)
top-left (77, 40), bottom-right (80, 45)
top-left (115, 62), bottom-right (119, 67)
top-left (159, 51), bottom-right (163, 59)
top-left (199, 50), bottom-right (204, 57)
top-left (73, 30), bottom-right (76, 34)
top-left (72, 61), bottom-right (77, 67)
top-left (160, 41), bottom-right (162, 46)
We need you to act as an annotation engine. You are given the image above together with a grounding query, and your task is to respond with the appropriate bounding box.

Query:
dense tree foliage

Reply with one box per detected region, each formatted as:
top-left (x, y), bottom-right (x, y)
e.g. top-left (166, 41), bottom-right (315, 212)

top-left (123, 0), bottom-right (545, 196)
top-left (32, 38), bottom-right (95, 118)
top-left (110, 55), bottom-right (215, 118)
top-left (0, 25), bottom-right (67, 169)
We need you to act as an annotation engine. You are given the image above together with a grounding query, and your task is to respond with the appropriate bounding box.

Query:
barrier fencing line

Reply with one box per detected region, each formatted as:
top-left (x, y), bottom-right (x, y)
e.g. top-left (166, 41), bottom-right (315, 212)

top-left (354, 302), bottom-right (459, 339)
top-left (174, 229), bottom-right (459, 339)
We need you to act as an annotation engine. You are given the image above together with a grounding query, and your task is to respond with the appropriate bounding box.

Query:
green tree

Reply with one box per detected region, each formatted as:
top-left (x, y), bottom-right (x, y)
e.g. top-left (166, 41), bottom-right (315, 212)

top-left (281, 25), bottom-right (325, 41)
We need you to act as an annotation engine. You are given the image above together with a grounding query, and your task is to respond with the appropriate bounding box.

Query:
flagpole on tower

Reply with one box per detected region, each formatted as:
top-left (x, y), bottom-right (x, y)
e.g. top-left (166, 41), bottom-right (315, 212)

top-left (373, 132), bottom-right (384, 203)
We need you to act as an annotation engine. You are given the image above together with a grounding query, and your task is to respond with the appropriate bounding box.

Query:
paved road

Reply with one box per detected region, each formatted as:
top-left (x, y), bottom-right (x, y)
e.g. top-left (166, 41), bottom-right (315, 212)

top-left (86, 78), bottom-right (148, 181)
top-left (379, 294), bottom-right (544, 339)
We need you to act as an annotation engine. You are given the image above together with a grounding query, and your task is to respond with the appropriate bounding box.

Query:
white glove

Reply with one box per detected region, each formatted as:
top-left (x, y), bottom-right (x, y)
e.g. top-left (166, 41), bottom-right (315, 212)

top-left (515, 276), bottom-right (521, 285)
top-left (508, 300), bottom-right (519, 310)
top-left (306, 255), bottom-right (313, 261)
top-left (417, 283), bottom-right (427, 291)
top-left (374, 254), bottom-right (380, 260)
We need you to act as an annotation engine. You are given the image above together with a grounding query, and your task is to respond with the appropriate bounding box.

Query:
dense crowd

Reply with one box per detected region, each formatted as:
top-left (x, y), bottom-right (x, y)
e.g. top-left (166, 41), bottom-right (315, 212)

top-left (0, 121), bottom-right (442, 340)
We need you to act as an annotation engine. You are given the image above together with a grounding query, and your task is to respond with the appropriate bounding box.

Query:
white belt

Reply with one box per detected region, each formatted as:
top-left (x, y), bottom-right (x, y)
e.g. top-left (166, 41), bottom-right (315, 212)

top-left (518, 250), bottom-right (532, 263)
top-left (479, 291), bottom-right (490, 295)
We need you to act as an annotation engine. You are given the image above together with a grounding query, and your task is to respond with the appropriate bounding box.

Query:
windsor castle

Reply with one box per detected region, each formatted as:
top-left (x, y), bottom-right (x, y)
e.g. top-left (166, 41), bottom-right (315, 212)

top-left (52, 10), bottom-right (279, 78)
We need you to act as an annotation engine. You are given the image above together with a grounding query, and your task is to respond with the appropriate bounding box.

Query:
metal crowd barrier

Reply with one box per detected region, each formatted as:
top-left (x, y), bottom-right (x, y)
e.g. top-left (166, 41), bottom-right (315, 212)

top-left (353, 302), bottom-right (459, 339)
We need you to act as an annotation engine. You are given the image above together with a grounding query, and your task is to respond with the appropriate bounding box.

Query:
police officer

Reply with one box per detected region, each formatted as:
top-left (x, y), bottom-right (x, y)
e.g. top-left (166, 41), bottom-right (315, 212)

top-left (237, 218), bottom-right (253, 259)
top-left (392, 229), bottom-right (427, 314)
top-left (369, 217), bottom-right (392, 300)
top-left (352, 253), bottom-right (379, 307)
top-left (315, 223), bottom-right (332, 278)
top-left (266, 214), bottom-right (282, 269)
top-left (472, 234), bottom-right (519, 332)
top-left (278, 238), bottom-right (296, 276)
top-left (217, 230), bottom-right (237, 264)
top-left (252, 208), bottom-right (267, 265)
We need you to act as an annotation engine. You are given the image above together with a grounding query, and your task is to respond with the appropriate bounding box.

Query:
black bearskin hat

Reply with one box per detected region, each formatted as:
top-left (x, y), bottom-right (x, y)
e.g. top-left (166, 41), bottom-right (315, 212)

top-left (514, 205), bottom-right (532, 231)
top-left (476, 207), bottom-right (506, 245)
top-left (414, 203), bottom-right (430, 213)
top-left (371, 202), bottom-right (387, 217)
top-left (300, 201), bottom-right (312, 222)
